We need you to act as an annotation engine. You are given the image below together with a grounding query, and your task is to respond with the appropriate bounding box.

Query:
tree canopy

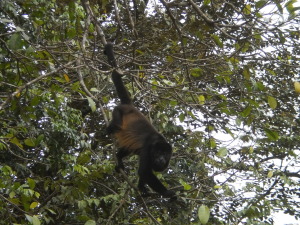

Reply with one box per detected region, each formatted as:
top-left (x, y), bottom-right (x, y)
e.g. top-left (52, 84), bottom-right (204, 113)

top-left (0, 0), bottom-right (300, 224)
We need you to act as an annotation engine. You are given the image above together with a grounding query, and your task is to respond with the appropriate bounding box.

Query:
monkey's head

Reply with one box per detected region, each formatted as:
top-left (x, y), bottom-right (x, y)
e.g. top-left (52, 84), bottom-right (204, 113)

top-left (151, 141), bottom-right (172, 172)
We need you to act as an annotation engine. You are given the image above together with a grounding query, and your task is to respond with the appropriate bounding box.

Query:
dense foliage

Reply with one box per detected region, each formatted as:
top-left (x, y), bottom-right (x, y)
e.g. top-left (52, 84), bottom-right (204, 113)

top-left (0, 0), bottom-right (299, 224)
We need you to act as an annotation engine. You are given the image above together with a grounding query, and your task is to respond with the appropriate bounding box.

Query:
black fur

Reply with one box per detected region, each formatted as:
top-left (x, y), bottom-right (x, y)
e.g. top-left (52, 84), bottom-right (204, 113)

top-left (104, 43), bottom-right (175, 198)
top-left (104, 43), bottom-right (117, 68)
top-left (111, 70), bottom-right (132, 105)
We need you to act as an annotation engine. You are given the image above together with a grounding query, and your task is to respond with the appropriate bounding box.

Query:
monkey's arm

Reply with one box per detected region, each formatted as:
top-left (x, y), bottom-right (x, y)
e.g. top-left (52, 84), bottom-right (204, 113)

top-left (138, 149), bottom-right (175, 197)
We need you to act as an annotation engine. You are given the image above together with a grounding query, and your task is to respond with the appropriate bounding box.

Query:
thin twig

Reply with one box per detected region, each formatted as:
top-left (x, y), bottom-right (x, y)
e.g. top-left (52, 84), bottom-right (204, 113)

top-left (76, 60), bottom-right (109, 126)
top-left (113, 0), bottom-right (123, 30)
top-left (124, 0), bottom-right (138, 38)
top-left (187, 0), bottom-right (215, 26)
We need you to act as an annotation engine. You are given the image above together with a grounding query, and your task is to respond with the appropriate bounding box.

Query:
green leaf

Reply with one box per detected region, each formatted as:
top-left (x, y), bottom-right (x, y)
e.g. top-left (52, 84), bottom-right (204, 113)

top-left (9, 191), bottom-right (16, 198)
top-left (235, 118), bottom-right (241, 126)
top-left (78, 200), bottom-right (87, 210)
top-left (30, 202), bottom-right (39, 209)
top-left (26, 215), bottom-right (40, 225)
top-left (229, 57), bottom-right (239, 64)
top-left (266, 69), bottom-right (276, 76)
top-left (35, 134), bottom-right (44, 145)
top-left (187, 111), bottom-right (197, 120)
top-left (85, 220), bottom-right (96, 225)
top-left (15, 26), bottom-right (24, 32)
top-left (90, 87), bottom-right (100, 92)
top-left (294, 81), bottom-right (300, 94)
top-left (254, 32), bottom-right (262, 41)
top-left (241, 106), bottom-right (252, 117)
top-left (241, 41), bottom-right (250, 52)
top-left (30, 96), bottom-right (41, 106)
top-left (267, 171), bottom-right (273, 178)
top-left (217, 147), bottom-right (228, 158)
top-left (203, 0), bottom-right (210, 5)
top-left (198, 205), bottom-right (210, 224)
top-left (67, 28), bottom-right (76, 38)
top-left (170, 100), bottom-right (177, 106)
top-left (190, 68), bottom-right (202, 77)
top-left (285, 0), bottom-right (297, 15)
top-left (26, 45), bottom-right (35, 55)
top-left (163, 79), bottom-right (175, 86)
top-left (32, 216), bottom-right (41, 225)
top-left (256, 81), bottom-right (265, 91)
top-left (179, 179), bottom-right (192, 190)
top-left (249, 147), bottom-right (254, 154)
top-left (255, 0), bottom-right (267, 9)
top-left (8, 33), bottom-right (22, 50)
top-left (243, 67), bottom-right (251, 80)
top-left (74, 164), bottom-right (90, 175)
top-left (243, 4), bottom-right (251, 15)
top-left (89, 199), bottom-right (100, 207)
top-left (198, 95), bottom-right (205, 105)
top-left (264, 128), bottom-right (279, 141)
top-left (63, 74), bottom-right (70, 82)
top-left (87, 96), bottom-right (96, 112)
top-left (10, 137), bottom-right (23, 148)
top-left (34, 192), bottom-right (40, 198)
top-left (211, 34), bottom-right (223, 48)
top-left (77, 151), bottom-right (91, 164)
top-left (209, 138), bottom-right (216, 148)
top-left (268, 96), bottom-right (277, 109)
top-left (225, 127), bottom-right (234, 137)
top-left (102, 96), bottom-right (109, 103)
top-left (68, 1), bottom-right (76, 21)
top-left (27, 178), bottom-right (36, 189)
top-left (275, 2), bottom-right (283, 13)
top-left (179, 113), bottom-right (185, 122)
top-left (25, 214), bottom-right (33, 223)
top-left (0, 18), bottom-right (13, 23)
top-left (1, 165), bottom-right (13, 175)
top-left (166, 56), bottom-right (173, 63)
top-left (46, 208), bottom-right (56, 215)
top-left (0, 142), bottom-right (7, 150)
top-left (25, 138), bottom-right (36, 147)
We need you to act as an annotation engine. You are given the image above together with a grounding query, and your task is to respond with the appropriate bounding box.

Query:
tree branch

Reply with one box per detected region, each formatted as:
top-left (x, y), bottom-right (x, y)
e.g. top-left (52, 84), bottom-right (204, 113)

top-left (81, 0), bottom-right (107, 45)
top-left (187, 0), bottom-right (215, 26)
top-left (113, 0), bottom-right (124, 31)
top-left (124, 0), bottom-right (138, 38)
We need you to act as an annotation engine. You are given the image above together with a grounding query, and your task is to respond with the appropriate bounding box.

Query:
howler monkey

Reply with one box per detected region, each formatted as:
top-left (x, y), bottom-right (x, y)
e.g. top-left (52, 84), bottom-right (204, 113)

top-left (104, 43), bottom-right (175, 198)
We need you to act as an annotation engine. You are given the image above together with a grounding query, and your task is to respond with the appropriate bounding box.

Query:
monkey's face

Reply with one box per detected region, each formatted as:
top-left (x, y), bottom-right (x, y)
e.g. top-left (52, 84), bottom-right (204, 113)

top-left (151, 142), bottom-right (172, 172)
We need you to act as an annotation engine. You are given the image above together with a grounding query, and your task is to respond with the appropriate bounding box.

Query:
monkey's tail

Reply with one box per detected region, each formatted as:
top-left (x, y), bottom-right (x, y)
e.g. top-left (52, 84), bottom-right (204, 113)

top-left (104, 43), bottom-right (117, 67)
top-left (104, 43), bottom-right (132, 104)
top-left (112, 70), bottom-right (132, 105)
